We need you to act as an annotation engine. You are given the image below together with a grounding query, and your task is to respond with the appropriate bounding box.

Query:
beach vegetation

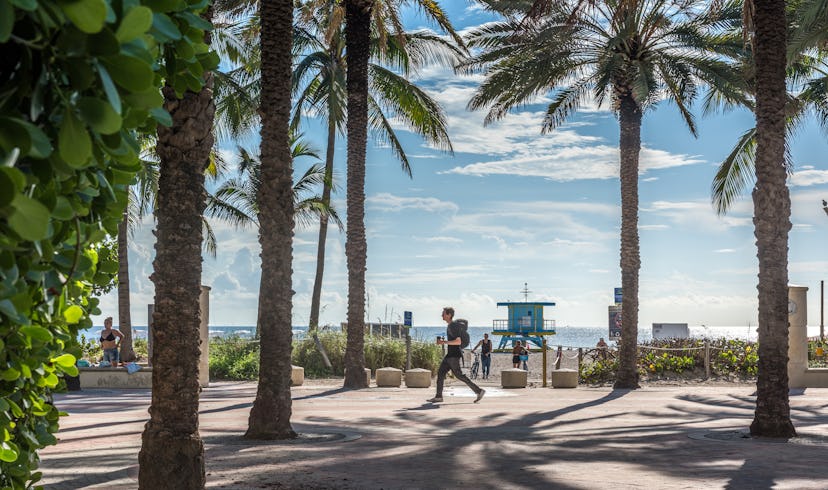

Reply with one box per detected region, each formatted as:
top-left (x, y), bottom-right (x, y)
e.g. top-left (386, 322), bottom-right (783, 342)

top-left (579, 338), bottom-right (759, 384)
top-left (1, 0), bottom-right (214, 486)
top-left (209, 333), bottom-right (443, 380)
top-left (463, 0), bottom-right (746, 391)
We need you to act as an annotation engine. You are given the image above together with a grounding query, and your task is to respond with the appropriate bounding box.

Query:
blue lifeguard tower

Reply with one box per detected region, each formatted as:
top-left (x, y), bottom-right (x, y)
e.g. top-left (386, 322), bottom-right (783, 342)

top-left (492, 283), bottom-right (556, 349)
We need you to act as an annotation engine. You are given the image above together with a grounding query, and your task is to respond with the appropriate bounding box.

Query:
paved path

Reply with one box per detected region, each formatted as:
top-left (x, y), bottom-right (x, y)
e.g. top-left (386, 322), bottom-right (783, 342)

top-left (39, 379), bottom-right (828, 489)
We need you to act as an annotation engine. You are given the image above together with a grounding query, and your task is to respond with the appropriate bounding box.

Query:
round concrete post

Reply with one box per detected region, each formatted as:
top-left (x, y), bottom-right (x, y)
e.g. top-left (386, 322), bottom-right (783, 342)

top-left (199, 285), bottom-right (211, 387)
top-left (788, 285), bottom-right (808, 388)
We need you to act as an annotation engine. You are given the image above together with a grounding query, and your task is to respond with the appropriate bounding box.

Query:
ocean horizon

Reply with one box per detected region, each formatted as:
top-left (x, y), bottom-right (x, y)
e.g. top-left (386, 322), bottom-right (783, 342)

top-left (80, 324), bottom-right (827, 349)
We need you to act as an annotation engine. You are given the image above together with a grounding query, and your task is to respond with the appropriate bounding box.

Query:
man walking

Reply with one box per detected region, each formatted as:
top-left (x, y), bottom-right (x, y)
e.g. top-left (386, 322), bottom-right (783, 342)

top-left (428, 307), bottom-right (485, 403)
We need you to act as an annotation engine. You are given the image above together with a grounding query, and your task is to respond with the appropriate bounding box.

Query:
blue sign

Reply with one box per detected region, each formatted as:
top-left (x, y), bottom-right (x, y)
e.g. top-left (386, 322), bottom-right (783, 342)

top-left (403, 311), bottom-right (412, 327)
top-left (614, 287), bottom-right (623, 304)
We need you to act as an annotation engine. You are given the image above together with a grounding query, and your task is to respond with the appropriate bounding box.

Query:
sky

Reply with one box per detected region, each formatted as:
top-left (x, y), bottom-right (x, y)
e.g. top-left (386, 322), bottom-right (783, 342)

top-left (96, 2), bottom-right (828, 331)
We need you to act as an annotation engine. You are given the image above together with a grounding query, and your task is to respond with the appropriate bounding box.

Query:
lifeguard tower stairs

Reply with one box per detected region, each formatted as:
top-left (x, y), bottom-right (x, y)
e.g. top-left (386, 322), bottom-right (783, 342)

top-left (492, 284), bottom-right (556, 349)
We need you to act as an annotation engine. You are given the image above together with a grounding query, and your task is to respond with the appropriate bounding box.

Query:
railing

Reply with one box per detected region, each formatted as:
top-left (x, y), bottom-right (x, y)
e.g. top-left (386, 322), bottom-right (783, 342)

top-left (492, 319), bottom-right (556, 332)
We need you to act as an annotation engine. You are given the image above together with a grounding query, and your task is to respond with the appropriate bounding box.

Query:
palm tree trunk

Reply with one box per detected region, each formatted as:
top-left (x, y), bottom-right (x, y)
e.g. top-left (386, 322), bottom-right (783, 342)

top-left (308, 111), bottom-right (337, 333)
top-left (117, 211), bottom-right (136, 362)
top-left (137, 78), bottom-right (213, 488)
top-left (749, 0), bottom-right (795, 438)
top-left (343, 0), bottom-right (373, 389)
top-left (245, 0), bottom-right (297, 440)
top-left (613, 91), bottom-right (642, 390)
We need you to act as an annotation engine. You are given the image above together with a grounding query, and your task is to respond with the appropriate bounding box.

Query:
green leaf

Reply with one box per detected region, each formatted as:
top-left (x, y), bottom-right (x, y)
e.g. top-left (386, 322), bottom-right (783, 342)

top-left (20, 325), bottom-right (53, 343)
top-left (10, 0), bottom-right (37, 10)
top-left (9, 194), bottom-right (50, 241)
top-left (0, 0), bottom-right (13, 43)
top-left (96, 64), bottom-right (122, 114)
top-left (0, 368), bottom-right (20, 382)
top-left (61, 365), bottom-right (79, 377)
top-left (0, 441), bottom-right (18, 462)
top-left (63, 305), bottom-right (84, 324)
top-left (52, 354), bottom-right (77, 368)
top-left (150, 12), bottom-right (182, 42)
top-left (150, 107), bottom-right (172, 126)
top-left (52, 196), bottom-right (74, 220)
top-left (77, 97), bottom-right (121, 134)
top-left (0, 167), bottom-right (22, 208)
top-left (123, 89), bottom-right (163, 110)
top-left (116, 6), bottom-right (153, 42)
top-left (57, 0), bottom-right (107, 34)
top-left (58, 109), bottom-right (92, 167)
top-left (102, 55), bottom-right (154, 92)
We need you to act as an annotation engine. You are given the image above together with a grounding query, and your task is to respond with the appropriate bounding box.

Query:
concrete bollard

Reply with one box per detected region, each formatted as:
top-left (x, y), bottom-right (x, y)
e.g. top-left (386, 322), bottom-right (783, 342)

top-left (344, 367), bottom-right (372, 386)
top-left (501, 368), bottom-right (527, 388)
top-left (376, 367), bottom-right (402, 387)
top-left (550, 368), bottom-right (578, 388)
top-left (291, 365), bottom-right (304, 386)
top-left (404, 368), bottom-right (432, 388)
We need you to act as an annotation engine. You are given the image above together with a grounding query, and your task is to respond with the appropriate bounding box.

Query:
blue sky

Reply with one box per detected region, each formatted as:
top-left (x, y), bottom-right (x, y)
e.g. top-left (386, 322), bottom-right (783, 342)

top-left (96, 2), bottom-right (828, 330)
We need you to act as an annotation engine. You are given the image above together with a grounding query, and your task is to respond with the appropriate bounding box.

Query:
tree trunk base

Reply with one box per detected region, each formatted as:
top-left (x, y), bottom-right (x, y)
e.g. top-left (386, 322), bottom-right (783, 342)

top-left (138, 426), bottom-right (205, 489)
top-left (750, 419), bottom-right (796, 438)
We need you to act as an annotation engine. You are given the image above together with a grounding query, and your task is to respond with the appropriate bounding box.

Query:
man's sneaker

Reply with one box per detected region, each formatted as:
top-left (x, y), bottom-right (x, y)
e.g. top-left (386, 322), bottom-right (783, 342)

top-left (474, 389), bottom-right (486, 403)
top-left (427, 396), bottom-right (443, 403)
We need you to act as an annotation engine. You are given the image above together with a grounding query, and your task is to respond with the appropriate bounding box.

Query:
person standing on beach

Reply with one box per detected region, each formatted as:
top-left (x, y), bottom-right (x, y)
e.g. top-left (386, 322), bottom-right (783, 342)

top-left (428, 307), bottom-right (485, 404)
top-left (99, 316), bottom-right (123, 366)
top-left (471, 333), bottom-right (493, 379)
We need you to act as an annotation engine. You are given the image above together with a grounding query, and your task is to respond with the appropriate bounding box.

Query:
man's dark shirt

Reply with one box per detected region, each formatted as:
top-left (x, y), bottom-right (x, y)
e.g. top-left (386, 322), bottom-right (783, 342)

top-left (446, 321), bottom-right (463, 358)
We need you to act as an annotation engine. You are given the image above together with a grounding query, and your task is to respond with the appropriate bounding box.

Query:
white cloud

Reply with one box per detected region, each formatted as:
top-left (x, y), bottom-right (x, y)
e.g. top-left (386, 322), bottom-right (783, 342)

top-left (790, 169), bottom-right (828, 187)
top-left (367, 192), bottom-right (459, 213)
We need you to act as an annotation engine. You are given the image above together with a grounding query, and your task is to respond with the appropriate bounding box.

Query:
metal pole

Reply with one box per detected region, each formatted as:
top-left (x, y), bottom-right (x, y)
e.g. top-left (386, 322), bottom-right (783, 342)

top-left (704, 339), bottom-right (710, 379)
top-left (405, 334), bottom-right (411, 371)
top-left (821, 280), bottom-right (824, 341)
top-left (555, 345), bottom-right (562, 370)
top-left (542, 339), bottom-right (547, 387)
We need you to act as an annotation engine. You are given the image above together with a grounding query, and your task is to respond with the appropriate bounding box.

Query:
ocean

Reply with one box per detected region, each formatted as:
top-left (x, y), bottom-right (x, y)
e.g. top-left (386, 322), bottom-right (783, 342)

top-left (80, 324), bottom-right (826, 349)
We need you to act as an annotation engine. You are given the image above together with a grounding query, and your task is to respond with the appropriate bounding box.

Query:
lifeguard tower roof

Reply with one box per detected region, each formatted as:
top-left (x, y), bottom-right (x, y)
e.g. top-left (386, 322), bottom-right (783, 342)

top-left (496, 301), bottom-right (556, 307)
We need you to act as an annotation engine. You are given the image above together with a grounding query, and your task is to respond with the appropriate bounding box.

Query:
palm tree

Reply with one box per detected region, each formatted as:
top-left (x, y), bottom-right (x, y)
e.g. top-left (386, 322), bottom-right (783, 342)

top-left (137, 3), bottom-right (215, 484)
top-left (292, 2), bottom-right (460, 343)
top-left (206, 142), bottom-right (341, 233)
top-left (339, 0), bottom-right (461, 389)
top-left (116, 154), bottom-right (158, 363)
top-left (244, 0), bottom-right (297, 439)
top-left (748, 0), bottom-right (795, 437)
top-left (342, 0), bottom-right (375, 389)
top-left (463, 0), bottom-right (745, 389)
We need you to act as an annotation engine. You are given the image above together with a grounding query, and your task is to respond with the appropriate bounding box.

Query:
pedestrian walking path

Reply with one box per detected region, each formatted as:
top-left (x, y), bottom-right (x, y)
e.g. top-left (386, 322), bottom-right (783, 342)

top-left (39, 380), bottom-right (828, 489)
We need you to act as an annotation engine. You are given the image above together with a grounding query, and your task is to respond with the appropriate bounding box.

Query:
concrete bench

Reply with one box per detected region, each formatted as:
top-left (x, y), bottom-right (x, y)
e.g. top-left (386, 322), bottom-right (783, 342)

top-left (501, 368), bottom-right (527, 388)
top-left (376, 367), bottom-right (402, 387)
top-left (291, 365), bottom-right (304, 386)
top-left (404, 368), bottom-right (431, 388)
top-left (550, 368), bottom-right (578, 388)
top-left (79, 367), bottom-right (152, 389)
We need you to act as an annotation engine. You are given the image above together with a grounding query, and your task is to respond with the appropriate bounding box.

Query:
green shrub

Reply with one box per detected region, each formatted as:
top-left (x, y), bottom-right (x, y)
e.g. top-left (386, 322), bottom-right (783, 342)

top-left (209, 336), bottom-right (260, 380)
top-left (579, 338), bottom-right (759, 384)
top-left (209, 332), bottom-right (444, 380)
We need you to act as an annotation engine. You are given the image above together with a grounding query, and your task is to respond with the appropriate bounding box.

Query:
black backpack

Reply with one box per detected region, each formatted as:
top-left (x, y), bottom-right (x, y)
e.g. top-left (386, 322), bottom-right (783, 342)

top-left (452, 319), bottom-right (470, 349)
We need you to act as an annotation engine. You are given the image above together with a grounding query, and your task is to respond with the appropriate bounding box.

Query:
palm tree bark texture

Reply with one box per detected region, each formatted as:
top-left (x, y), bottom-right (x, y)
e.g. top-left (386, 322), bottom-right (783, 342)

top-left (137, 76), bottom-right (214, 488)
top-left (614, 91), bottom-right (642, 390)
top-left (749, 0), bottom-right (796, 438)
top-left (117, 211), bottom-right (136, 362)
top-left (343, 0), bottom-right (373, 389)
top-left (245, 0), bottom-right (297, 439)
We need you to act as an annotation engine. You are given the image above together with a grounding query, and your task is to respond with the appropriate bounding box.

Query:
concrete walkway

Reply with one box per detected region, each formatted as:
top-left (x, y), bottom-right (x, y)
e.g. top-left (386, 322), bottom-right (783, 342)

top-left (39, 379), bottom-right (828, 489)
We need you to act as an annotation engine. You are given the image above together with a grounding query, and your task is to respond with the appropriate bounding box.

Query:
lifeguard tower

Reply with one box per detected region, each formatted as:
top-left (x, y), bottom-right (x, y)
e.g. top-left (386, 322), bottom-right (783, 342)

top-left (492, 283), bottom-right (556, 349)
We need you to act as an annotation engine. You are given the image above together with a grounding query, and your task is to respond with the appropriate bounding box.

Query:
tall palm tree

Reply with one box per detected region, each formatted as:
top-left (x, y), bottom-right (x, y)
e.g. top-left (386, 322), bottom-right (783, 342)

top-left (137, 2), bottom-right (216, 483)
top-left (746, 0), bottom-right (796, 438)
top-left (292, 2), bottom-right (460, 342)
top-left (463, 0), bottom-right (745, 389)
top-left (116, 157), bottom-right (158, 363)
top-left (343, 0), bottom-right (375, 389)
top-left (244, 0), bottom-right (297, 439)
